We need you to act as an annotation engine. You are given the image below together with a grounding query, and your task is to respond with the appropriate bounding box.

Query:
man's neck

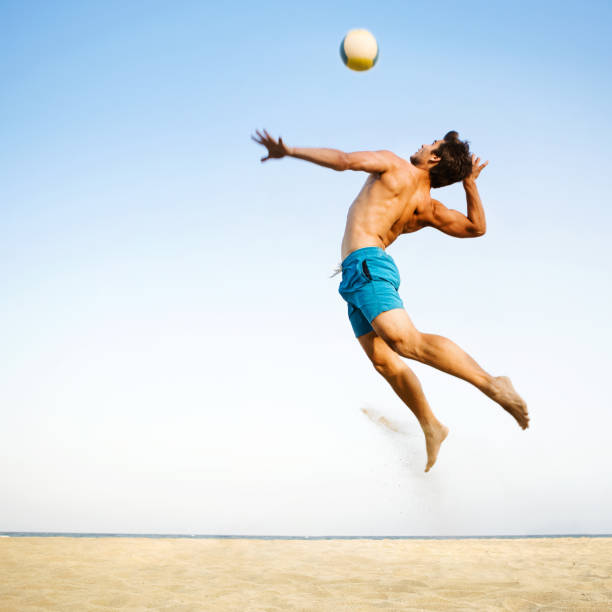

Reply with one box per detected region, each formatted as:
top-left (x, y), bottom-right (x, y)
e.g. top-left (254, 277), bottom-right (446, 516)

top-left (409, 163), bottom-right (432, 189)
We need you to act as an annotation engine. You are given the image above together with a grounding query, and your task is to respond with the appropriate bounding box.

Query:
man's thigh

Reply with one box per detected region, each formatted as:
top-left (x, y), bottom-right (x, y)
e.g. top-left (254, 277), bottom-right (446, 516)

top-left (370, 308), bottom-right (420, 350)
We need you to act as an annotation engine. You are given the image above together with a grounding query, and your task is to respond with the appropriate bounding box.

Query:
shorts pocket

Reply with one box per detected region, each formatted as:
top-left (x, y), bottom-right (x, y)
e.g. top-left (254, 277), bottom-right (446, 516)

top-left (363, 257), bottom-right (400, 289)
top-left (339, 261), bottom-right (370, 294)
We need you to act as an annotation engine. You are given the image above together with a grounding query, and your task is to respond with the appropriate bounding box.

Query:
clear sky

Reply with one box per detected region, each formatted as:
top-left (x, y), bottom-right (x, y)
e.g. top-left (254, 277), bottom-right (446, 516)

top-left (1, 0), bottom-right (611, 536)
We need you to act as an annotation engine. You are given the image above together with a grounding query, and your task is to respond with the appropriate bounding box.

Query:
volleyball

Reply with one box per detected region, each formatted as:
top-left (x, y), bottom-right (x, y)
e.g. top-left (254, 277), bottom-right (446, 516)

top-left (339, 29), bottom-right (379, 71)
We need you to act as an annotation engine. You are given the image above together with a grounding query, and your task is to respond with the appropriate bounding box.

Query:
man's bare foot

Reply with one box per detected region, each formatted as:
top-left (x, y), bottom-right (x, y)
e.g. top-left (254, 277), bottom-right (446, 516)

top-left (422, 422), bottom-right (449, 472)
top-left (488, 376), bottom-right (530, 429)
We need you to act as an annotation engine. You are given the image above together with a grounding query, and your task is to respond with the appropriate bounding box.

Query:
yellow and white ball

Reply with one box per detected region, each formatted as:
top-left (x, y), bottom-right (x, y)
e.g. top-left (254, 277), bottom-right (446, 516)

top-left (340, 29), bottom-right (379, 71)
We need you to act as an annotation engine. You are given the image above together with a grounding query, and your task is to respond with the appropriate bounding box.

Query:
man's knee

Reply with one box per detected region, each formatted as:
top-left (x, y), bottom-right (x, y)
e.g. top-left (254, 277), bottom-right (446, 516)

top-left (361, 335), bottom-right (404, 377)
top-left (372, 357), bottom-right (401, 378)
top-left (387, 331), bottom-right (424, 361)
top-left (370, 310), bottom-right (423, 361)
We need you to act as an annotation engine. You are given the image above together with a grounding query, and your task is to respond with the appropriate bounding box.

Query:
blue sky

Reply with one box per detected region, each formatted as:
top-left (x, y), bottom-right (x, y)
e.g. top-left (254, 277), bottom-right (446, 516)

top-left (1, 0), bottom-right (611, 535)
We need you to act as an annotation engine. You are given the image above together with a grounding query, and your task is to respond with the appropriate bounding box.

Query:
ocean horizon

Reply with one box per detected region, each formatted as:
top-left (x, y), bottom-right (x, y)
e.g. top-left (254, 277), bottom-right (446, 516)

top-left (1, 532), bottom-right (610, 540)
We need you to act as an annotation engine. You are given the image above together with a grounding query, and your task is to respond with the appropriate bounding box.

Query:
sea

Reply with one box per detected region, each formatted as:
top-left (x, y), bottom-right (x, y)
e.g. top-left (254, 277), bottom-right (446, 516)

top-left (1, 533), bottom-right (610, 540)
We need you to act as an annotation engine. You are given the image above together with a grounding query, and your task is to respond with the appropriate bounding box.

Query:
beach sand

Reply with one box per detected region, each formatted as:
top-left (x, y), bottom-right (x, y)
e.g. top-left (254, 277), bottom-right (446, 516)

top-left (1, 536), bottom-right (610, 611)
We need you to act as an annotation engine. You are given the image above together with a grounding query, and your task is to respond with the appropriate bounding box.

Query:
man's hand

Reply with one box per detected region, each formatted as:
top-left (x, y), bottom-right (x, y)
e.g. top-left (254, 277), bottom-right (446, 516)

top-left (251, 129), bottom-right (290, 162)
top-left (464, 154), bottom-right (488, 184)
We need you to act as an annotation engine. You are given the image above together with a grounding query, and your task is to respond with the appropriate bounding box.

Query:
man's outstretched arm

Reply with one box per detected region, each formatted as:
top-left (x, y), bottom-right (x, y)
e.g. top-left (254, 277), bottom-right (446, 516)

top-left (251, 129), bottom-right (396, 173)
top-left (426, 155), bottom-right (488, 238)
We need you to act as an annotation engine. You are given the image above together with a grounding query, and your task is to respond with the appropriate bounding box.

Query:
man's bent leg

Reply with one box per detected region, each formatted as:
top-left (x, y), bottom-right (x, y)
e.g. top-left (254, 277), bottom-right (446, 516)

top-left (370, 309), bottom-right (529, 429)
top-left (358, 330), bottom-right (449, 471)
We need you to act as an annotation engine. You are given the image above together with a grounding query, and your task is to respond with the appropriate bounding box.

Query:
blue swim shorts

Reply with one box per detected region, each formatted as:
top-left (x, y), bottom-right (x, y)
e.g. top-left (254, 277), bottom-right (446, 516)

top-left (338, 246), bottom-right (404, 338)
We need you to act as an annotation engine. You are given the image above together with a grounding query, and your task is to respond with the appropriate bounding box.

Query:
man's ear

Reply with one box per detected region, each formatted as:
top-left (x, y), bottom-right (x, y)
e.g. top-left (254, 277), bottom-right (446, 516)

top-left (429, 153), bottom-right (441, 165)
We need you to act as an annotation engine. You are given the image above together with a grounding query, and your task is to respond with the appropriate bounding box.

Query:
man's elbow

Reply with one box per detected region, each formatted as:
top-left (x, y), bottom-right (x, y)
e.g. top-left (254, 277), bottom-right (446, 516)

top-left (335, 152), bottom-right (351, 171)
top-left (466, 224), bottom-right (486, 237)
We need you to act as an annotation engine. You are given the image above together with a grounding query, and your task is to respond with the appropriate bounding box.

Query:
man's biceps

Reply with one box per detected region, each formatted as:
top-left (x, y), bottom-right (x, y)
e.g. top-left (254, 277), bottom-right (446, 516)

top-left (346, 151), bottom-right (390, 171)
top-left (447, 209), bottom-right (471, 227)
top-left (344, 152), bottom-right (367, 170)
top-left (434, 211), bottom-right (474, 236)
top-left (438, 222), bottom-right (475, 238)
top-left (433, 204), bottom-right (459, 225)
top-left (452, 219), bottom-right (483, 237)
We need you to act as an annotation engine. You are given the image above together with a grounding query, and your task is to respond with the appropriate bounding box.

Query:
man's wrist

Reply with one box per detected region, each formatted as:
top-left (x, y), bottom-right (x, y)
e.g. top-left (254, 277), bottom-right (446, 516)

top-left (463, 178), bottom-right (476, 188)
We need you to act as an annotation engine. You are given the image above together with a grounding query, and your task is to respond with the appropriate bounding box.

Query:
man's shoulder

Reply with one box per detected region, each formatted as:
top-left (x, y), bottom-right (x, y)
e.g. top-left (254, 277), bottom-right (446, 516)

top-left (376, 150), bottom-right (405, 165)
top-left (381, 156), bottom-right (421, 186)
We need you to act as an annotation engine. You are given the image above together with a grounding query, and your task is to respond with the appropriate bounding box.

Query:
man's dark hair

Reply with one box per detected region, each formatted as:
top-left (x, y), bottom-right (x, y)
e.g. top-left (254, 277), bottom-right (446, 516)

top-left (429, 131), bottom-right (472, 188)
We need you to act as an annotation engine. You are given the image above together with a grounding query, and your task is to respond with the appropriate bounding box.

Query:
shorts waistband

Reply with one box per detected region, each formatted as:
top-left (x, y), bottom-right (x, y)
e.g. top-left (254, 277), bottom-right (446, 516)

top-left (341, 246), bottom-right (387, 268)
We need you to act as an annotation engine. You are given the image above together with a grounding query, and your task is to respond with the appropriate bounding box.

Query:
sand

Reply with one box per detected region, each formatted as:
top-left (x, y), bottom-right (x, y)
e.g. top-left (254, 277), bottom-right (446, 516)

top-left (1, 536), bottom-right (611, 611)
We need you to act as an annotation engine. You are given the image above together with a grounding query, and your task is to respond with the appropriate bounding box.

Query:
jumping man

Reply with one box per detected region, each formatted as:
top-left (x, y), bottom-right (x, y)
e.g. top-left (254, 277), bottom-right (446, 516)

top-left (252, 129), bottom-right (529, 472)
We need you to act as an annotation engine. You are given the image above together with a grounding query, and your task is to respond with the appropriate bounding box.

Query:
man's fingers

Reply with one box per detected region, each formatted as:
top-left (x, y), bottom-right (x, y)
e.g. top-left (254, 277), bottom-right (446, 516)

top-left (258, 129), bottom-right (276, 147)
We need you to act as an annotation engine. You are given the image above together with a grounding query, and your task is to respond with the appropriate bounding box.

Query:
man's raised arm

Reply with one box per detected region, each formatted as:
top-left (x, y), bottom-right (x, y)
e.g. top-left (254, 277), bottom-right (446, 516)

top-left (425, 155), bottom-right (488, 238)
top-left (251, 129), bottom-right (396, 173)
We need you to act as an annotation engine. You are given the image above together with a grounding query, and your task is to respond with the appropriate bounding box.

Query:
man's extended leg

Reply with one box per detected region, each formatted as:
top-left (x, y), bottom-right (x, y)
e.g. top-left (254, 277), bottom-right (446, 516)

top-left (358, 330), bottom-right (449, 472)
top-left (370, 308), bottom-right (529, 429)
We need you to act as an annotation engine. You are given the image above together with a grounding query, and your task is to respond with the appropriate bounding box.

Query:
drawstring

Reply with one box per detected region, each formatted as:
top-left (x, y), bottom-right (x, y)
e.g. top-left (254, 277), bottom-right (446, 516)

top-left (329, 262), bottom-right (343, 278)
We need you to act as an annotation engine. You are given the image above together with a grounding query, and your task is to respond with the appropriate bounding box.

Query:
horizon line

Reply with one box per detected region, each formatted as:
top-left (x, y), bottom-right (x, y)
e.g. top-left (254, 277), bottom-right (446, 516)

top-left (2, 532), bottom-right (611, 540)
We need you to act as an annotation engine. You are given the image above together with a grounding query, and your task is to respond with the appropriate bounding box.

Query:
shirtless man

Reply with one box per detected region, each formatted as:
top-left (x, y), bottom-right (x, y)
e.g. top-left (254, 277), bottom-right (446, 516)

top-left (252, 129), bottom-right (529, 472)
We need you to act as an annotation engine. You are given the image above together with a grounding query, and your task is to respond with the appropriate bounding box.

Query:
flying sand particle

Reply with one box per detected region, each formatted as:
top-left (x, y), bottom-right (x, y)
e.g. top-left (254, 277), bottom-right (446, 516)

top-left (361, 407), bottom-right (404, 433)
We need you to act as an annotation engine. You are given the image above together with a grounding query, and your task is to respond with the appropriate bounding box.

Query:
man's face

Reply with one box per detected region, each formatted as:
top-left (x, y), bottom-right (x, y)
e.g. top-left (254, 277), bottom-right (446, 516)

top-left (410, 139), bottom-right (444, 167)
